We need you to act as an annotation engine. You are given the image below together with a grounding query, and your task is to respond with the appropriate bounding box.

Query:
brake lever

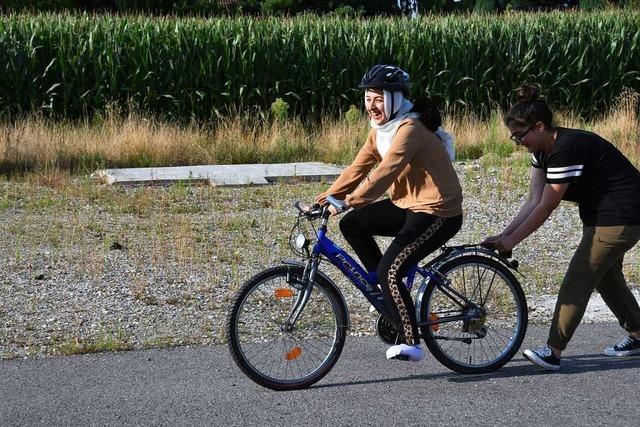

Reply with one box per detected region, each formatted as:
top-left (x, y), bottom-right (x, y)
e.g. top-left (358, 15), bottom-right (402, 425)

top-left (310, 205), bottom-right (323, 217)
top-left (294, 202), bottom-right (323, 218)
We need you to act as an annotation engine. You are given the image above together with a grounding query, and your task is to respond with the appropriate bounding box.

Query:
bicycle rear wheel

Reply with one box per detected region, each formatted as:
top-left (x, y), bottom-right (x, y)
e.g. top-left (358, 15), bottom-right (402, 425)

top-left (419, 255), bottom-right (527, 374)
top-left (227, 264), bottom-right (348, 390)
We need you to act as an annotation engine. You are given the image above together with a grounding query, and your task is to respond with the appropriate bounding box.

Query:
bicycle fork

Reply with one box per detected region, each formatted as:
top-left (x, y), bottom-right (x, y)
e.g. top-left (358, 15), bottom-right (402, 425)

top-left (283, 257), bottom-right (320, 331)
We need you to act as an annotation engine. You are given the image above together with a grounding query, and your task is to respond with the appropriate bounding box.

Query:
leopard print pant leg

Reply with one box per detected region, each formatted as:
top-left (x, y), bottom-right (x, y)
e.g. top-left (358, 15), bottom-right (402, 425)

top-left (387, 217), bottom-right (445, 344)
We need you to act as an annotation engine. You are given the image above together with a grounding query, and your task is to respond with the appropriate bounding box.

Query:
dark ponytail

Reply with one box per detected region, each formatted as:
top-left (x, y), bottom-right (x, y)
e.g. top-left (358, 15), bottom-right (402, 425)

top-left (505, 84), bottom-right (554, 128)
top-left (411, 97), bottom-right (442, 132)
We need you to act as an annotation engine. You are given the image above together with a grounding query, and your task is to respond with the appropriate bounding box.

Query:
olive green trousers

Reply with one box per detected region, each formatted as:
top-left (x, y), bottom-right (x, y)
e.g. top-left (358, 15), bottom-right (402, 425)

top-left (548, 225), bottom-right (640, 351)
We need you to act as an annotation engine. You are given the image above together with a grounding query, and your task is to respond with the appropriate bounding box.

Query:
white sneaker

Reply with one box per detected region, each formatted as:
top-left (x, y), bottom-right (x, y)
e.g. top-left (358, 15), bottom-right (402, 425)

top-left (369, 304), bottom-right (376, 313)
top-left (386, 343), bottom-right (423, 362)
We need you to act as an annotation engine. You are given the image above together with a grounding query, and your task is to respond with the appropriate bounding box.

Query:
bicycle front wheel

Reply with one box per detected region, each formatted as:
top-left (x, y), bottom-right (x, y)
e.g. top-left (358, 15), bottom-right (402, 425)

top-left (419, 255), bottom-right (528, 374)
top-left (227, 265), bottom-right (348, 391)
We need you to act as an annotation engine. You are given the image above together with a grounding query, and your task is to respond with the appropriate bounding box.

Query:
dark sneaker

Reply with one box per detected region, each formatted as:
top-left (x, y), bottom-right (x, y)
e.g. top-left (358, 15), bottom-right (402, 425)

top-left (523, 345), bottom-right (561, 371)
top-left (604, 335), bottom-right (640, 357)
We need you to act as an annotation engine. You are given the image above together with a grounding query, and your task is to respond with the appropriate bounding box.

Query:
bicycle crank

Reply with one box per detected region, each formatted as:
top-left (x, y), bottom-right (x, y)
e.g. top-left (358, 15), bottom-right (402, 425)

top-left (376, 314), bottom-right (405, 345)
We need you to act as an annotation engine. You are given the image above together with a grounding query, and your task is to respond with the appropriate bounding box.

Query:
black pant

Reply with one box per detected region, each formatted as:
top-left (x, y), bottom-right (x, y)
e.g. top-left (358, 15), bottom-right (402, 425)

top-left (339, 199), bottom-right (463, 345)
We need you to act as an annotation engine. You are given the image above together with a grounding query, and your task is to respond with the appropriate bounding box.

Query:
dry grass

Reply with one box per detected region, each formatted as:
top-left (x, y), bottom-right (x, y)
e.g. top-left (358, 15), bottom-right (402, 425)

top-left (448, 90), bottom-right (640, 168)
top-left (590, 89), bottom-right (640, 162)
top-left (0, 112), bottom-right (368, 176)
top-left (1, 92), bottom-right (639, 178)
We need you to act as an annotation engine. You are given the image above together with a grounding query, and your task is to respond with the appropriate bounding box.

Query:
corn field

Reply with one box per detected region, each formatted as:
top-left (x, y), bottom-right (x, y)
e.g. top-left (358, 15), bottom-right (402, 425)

top-left (0, 11), bottom-right (639, 120)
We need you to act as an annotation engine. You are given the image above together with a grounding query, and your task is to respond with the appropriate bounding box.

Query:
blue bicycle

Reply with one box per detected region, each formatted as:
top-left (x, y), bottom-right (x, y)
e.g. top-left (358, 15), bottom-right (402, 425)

top-left (227, 198), bottom-right (528, 391)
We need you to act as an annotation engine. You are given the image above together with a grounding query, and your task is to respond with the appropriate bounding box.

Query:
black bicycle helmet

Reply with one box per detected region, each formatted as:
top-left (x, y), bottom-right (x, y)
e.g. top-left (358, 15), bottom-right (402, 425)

top-left (359, 64), bottom-right (411, 95)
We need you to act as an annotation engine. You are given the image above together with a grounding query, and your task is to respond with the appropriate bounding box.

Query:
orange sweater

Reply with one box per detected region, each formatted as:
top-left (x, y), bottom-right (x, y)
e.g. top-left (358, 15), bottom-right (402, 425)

top-left (317, 118), bottom-right (463, 217)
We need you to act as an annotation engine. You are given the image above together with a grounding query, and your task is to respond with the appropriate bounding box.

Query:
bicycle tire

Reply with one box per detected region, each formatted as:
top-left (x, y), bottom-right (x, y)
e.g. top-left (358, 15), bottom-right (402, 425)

top-left (227, 264), bottom-right (348, 391)
top-left (419, 255), bottom-right (528, 374)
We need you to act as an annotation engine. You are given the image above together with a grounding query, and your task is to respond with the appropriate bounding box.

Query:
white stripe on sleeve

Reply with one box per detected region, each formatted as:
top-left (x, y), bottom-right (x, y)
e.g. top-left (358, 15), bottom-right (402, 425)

top-left (547, 164), bottom-right (584, 172)
top-left (547, 170), bottom-right (583, 179)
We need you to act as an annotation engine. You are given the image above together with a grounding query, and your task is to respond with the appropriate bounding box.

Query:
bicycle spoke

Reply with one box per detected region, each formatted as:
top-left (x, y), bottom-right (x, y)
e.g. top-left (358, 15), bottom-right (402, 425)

top-left (294, 337), bottom-right (315, 376)
top-left (475, 263), bottom-right (483, 306)
top-left (232, 268), bottom-right (343, 386)
top-left (422, 257), bottom-right (526, 372)
top-left (481, 269), bottom-right (498, 307)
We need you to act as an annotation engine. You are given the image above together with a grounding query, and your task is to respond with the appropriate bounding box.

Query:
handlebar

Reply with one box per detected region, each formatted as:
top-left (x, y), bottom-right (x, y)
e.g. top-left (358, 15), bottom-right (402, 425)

top-left (294, 201), bottom-right (325, 219)
top-left (325, 195), bottom-right (348, 213)
top-left (294, 195), bottom-right (348, 220)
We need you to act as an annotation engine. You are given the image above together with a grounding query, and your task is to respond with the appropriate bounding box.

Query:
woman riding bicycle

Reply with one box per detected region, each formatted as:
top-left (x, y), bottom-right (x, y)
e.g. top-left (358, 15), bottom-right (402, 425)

top-left (484, 85), bottom-right (640, 371)
top-left (314, 64), bottom-right (463, 362)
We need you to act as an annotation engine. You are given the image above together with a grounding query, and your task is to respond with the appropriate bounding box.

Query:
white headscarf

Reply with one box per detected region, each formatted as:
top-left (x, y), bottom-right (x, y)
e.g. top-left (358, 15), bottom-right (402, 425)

top-left (368, 90), bottom-right (455, 161)
top-left (369, 90), bottom-right (419, 158)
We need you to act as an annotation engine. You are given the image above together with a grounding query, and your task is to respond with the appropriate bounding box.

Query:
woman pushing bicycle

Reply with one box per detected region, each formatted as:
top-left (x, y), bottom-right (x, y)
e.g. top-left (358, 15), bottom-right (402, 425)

top-left (484, 85), bottom-right (640, 371)
top-left (313, 64), bottom-right (463, 362)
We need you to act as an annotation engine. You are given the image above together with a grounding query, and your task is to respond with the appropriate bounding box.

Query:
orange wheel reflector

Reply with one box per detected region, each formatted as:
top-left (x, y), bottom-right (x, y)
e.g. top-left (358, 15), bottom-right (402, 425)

top-left (429, 313), bottom-right (440, 332)
top-left (285, 347), bottom-right (302, 361)
top-left (275, 288), bottom-right (294, 299)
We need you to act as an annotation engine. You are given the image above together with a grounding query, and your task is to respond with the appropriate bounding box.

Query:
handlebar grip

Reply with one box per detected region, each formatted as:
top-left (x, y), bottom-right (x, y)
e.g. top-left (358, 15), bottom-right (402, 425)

top-left (325, 195), bottom-right (348, 213)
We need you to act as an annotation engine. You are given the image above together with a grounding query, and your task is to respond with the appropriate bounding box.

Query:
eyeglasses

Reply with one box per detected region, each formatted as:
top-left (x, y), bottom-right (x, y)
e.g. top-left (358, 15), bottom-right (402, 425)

top-left (510, 126), bottom-right (534, 145)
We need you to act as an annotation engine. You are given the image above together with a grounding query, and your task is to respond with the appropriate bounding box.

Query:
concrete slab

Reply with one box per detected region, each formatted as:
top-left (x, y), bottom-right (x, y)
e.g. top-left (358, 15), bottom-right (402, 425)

top-left (90, 162), bottom-right (344, 186)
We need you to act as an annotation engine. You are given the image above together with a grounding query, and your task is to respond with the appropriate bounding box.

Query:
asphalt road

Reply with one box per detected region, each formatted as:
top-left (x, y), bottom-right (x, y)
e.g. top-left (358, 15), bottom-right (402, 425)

top-left (2, 323), bottom-right (638, 426)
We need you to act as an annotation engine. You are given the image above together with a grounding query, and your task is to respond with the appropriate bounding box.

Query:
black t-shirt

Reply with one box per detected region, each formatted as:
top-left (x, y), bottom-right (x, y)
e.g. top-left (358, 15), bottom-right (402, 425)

top-left (531, 127), bottom-right (640, 226)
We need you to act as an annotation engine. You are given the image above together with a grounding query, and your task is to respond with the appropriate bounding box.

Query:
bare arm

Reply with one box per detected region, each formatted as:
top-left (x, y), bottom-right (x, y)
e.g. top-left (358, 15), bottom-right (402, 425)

top-left (502, 167), bottom-right (546, 235)
top-left (483, 167), bottom-right (545, 245)
top-left (507, 182), bottom-right (567, 244)
top-left (493, 181), bottom-right (568, 252)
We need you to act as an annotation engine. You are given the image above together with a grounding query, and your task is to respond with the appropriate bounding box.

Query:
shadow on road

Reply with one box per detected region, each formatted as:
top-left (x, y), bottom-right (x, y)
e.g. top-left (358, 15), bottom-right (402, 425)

top-left (313, 354), bottom-right (640, 389)
top-left (311, 370), bottom-right (452, 389)
top-left (448, 353), bottom-right (640, 383)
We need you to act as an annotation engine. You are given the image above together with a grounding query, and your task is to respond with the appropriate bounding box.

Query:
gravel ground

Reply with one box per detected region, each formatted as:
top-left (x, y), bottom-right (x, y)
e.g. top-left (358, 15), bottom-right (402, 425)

top-left (1, 158), bottom-right (639, 359)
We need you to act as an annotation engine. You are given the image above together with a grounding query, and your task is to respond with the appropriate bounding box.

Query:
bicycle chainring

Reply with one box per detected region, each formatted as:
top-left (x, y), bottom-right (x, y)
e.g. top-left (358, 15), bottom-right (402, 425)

top-left (376, 314), bottom-right (405, 345)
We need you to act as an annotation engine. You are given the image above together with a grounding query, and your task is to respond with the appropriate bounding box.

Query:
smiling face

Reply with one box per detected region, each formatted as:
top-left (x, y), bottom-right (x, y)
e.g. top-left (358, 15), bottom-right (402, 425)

top-left (365, 89), bottom-right (388, 125)
top-left (508, 121), bottom-right (550, 152)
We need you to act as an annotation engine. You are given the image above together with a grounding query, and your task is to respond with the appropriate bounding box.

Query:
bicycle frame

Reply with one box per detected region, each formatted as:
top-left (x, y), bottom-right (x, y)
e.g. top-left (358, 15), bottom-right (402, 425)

top-left (312, 223), bottom-right (420, 319)
top-left (286, 207), bottom-right (519, 334)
